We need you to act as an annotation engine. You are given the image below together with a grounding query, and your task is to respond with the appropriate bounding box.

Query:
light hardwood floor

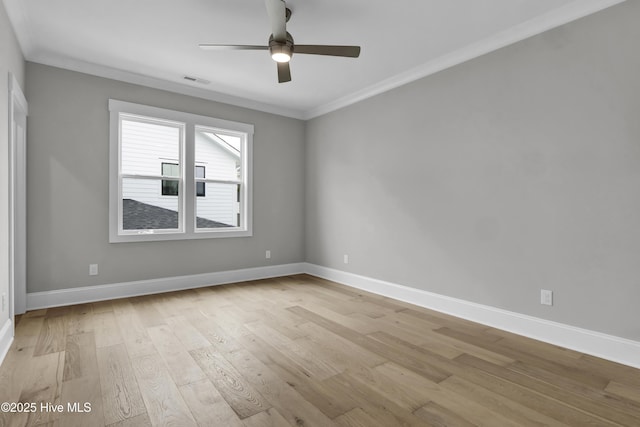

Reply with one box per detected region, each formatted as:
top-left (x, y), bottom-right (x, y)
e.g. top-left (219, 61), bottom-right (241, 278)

top-left (1, 274), bottom-right (639, 426)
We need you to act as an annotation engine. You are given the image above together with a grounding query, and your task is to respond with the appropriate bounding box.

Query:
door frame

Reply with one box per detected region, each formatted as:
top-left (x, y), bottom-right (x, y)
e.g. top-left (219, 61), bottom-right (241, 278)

top-left (8, 72), bottom-right (28, 321)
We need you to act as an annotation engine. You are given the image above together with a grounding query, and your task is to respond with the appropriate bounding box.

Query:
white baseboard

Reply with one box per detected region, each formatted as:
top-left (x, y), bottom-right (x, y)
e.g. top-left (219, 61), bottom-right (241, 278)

top-left (27, 263), bottom-right (305, 310)
top-left (22, 261), bottom-right (640, 369)
top-left (0, 319), bottom-right (14, 367)
top-left (304, 263), bottom-right (640, 369)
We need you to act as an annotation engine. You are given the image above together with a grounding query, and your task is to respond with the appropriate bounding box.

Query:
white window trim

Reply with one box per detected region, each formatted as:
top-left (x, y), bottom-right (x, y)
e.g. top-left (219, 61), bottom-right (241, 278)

top-left (109, 99), bottom-right (253, 243)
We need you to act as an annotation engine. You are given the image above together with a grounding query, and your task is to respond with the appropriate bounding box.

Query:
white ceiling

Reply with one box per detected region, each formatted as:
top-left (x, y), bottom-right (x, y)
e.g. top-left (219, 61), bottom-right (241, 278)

top-left (3, 0), bottom-right (624, 119)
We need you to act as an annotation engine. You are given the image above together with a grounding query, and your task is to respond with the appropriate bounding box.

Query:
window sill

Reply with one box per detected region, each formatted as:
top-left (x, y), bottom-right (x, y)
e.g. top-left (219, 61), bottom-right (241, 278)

top-left (109, 228), bottom-right (252, 243)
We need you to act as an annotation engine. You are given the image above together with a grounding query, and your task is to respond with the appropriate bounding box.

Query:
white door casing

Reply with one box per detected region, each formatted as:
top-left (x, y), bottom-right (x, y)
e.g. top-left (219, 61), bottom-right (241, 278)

top-left (9, 73), bottom-right (28, 318)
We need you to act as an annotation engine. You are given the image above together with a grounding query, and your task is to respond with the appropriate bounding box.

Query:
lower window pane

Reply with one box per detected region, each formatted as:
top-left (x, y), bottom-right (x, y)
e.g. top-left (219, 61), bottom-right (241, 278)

top-left (196, 181), bottom-right (206, 197)
top-left (196, 183), bottom-right (240, 229)
top-left (122, 177), bottom-right (179, 230)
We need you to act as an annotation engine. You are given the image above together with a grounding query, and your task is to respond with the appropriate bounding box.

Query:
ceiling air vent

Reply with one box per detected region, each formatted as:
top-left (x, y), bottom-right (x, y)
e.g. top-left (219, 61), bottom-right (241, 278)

top-left (183, 75), bottom-right (210, 85)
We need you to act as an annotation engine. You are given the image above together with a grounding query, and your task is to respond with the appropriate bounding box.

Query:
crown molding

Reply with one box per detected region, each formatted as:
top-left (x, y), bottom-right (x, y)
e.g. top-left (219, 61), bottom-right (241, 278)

top-left (302, 0), bottom-right (627, 120)
top-left (29, 53), bottom-right (306, 119)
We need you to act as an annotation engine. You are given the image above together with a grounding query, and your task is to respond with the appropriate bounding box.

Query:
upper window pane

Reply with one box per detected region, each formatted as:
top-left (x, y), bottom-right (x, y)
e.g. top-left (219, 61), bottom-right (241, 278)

top-left (121, 118), bottom-right (181, 176)
top-left (195, 128), bottom-right (241, 181)
top-left (162, 162), bottom-right (180, 178)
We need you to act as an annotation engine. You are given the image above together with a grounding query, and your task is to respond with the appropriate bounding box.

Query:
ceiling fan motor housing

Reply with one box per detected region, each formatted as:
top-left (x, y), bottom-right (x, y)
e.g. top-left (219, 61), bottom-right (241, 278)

top-left (269, 32), bottom-right (294, 60)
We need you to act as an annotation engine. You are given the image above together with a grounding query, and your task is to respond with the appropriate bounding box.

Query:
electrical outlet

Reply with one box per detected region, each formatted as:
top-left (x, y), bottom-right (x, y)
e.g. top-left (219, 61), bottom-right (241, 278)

top-left (265, 250), bottom-right (271, 259)
top-left (344, 254), bottom-right (349, 264)
top-left (541, 289), bottom-right (553, 306)
top-left (89, 264), bottom-right (99, 276)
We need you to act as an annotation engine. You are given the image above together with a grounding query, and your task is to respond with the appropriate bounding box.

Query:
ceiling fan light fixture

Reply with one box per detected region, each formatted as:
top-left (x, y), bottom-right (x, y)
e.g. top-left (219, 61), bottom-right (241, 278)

top-left (270, 44), bottom-right (292, 63)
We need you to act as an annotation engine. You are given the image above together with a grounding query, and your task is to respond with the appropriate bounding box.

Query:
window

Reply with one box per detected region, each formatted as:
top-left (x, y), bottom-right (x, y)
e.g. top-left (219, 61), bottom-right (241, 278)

top-left (109, 100), bottom-right (253, 242)
top-left (161, 162), bottom-right (180, 196)
top-left (195, 165), bottom-right (206, 197)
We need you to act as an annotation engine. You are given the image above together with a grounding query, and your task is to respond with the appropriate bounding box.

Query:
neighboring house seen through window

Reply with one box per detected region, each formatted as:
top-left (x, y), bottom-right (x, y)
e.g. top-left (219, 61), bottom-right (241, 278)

top-left (109, 100), bottom-right (253, 242)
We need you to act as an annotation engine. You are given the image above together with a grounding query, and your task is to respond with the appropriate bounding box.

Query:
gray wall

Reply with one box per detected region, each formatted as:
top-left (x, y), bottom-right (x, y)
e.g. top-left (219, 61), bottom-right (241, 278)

top-left (26, 63), bottom-right (305, 292)
top-left (0, 1), bottom-right (25, 325)
top-left (306, 1), bottom-right (640, 341)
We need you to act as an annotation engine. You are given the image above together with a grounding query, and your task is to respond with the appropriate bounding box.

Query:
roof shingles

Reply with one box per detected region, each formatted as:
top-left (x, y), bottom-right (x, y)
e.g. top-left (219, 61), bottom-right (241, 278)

top-left (123, 199), bottom-right (232, 230)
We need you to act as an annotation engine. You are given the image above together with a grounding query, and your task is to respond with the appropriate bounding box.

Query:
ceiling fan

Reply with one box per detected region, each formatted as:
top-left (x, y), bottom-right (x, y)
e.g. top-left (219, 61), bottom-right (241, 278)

top-left (199, 0), bottom-right (361, 83)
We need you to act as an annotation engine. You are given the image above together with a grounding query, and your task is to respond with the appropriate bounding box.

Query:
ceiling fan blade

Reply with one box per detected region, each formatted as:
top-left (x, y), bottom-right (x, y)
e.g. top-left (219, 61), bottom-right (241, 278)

top-left (265, 0), bottom-right (287, 42)
top-left (295, 45), bottom-right (361, 58)
top-left (277, 62), bottom-right (291, 83)
top-left (199, 44), bottom-right (269, 51)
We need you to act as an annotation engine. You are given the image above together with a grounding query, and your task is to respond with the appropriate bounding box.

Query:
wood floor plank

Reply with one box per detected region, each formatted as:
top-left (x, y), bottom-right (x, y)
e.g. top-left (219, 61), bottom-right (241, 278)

top-left (64, 304), bottom-right (94, 336)
top-left (605, 380), bottom-right (640, 402)
top-left (112, 301), bottom-right (148, 343)
top-left (347, 363), bottom-right (434, 412)
top-left (33, 316), bottom-right (66, 356)
top-left (222, 347), bottom-right (337, 427)
top-left (0, 342), bottom-right (36, 407)
top-left (242, 408), bottom-right (291, 427)
top-left (505, 360), bottom-right (640, 425)
top-left (17, 351), bottom-right (65, 426)
top-left (96, 344), bottom-right (146, 425)
top-left (579, 354), bottom-right (640, 387)
top-left (237, 332), bottom-right (358, 419)
top-left (190, 346), bottom-right (270, 419)
top-left (23, 308), bottom-right (48, 318)
top-left (370, 330), bottom-right (617, 427)
top-left (288, 306), bottom-right (451, 383)
top-left (13, 315), bottom-right (45, 349)
top-left (324, 371), bottom-right (433, 426)
top-left (90, 300), bottom-right (114, 314)
top-left (93, 312), bottom-right (124, 349)
top-left (130, 353), bottom-right (197, 427)
top-left (130, 296), bottom-right (166, 328)
top-left (295, 322), bottom-right (387, 370)
top-left (178, 378), bottom-right (244, 427)
top-left (244, 321), bottom-right (340, 380)
top-left (146, 325), bottom-right (207, 386)
top-left (186, 310), bottom-right (244, 354)
top-left (413, 402), bottom-right (476, 427)
top-left (164, 315), bottom-right (210, 351)
top-left (296, 301), bottom-right (380, 335)
top-left (454, 353), bottom-right (621, 426)
top-left (439, 375), bottom-right (569, 426)
top-left (333, 408), bottom-right (386, 427)
top-left (418, 329), bottom-right (514, 365)
top-left (437, 326), bottom-right (611, 389)
top-left (254, 308), bottom-right (310, 340)
top-left (63, 332), bottom-right (98, 382)
top-left (58, 376), bottom-right (104, 427)
top-left (492, 330), bottom-right (583, 361)
top-left (112, 301), bottom-right (155, 359)
top-left (399, 307), bottom-right (495, 335)
top-left (355, 362), bottom-right (522, 427)
top-left (105, 413), bottom-right (152, 427)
